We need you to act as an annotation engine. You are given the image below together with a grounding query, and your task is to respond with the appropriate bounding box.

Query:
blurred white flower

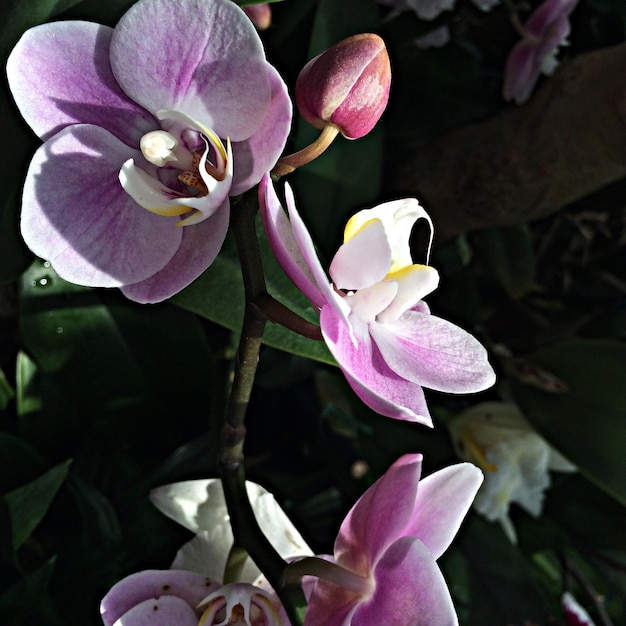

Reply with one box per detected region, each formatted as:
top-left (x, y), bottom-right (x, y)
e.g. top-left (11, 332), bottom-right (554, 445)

top-left (150, 479), bottom-right (313, 584)
top-left (449, 402), bottom-right (575, 542)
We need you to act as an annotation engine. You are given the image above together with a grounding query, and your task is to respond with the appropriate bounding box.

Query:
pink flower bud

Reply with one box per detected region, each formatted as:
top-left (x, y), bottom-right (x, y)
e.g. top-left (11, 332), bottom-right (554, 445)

top-left (295, 33), bottom-right (391, 139)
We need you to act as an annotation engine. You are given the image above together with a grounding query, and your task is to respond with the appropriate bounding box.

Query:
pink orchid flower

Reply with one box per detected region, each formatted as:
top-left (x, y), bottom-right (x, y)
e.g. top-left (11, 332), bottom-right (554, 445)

top-left (100, 570), bottom-right (287, 625)
top-left (260, 175), bottom-right (495, 425)
top-left (503, 0), bottom-right (580, 104)
top-left (7, 0), bottom-right (291, 303)
top-left (302, 454), bottom-right (483, 625)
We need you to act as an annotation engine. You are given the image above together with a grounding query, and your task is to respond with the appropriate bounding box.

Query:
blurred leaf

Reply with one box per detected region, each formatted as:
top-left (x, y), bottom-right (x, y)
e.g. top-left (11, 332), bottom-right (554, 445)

top-left (472, 225), bottom-right (536, 299)
top-left (512, 340), bottom-right (626, 504)
top-left (0, 557), bottom-right (58, 624)
top-left (18, 261), bottom-right (214, 459)
top-left (0, 434), bottom-right (46, 493)
top-left (0, 368), bottom-right (14, 410)
top-left (4, 460), bottom-right (71, 553)
top-left (173, 219), bottom-right (334, 365)
top-left (448, 514), bottom-right (554, 625)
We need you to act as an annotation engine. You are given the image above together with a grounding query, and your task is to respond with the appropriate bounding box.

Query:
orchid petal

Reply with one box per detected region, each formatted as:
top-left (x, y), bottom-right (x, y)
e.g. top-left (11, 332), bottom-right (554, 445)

top-left (110, 0), bottom-right (271, 141)
top-left (101, 569), bottom-right (219, 626)
top-left (403, 463), bottom-right (483, 560)
top-left (369, 310), bottom-right (496, 393)
top-left (121, 202), bottom-right (229, 303)
top-left (329, 219), bottom-right (391, 290)
top-left (377, 264), bottom-right (439, 323)
top-left (230, 64), bottom-right (293, 195)
top-left (334, 454), bottom-right (423, 574)
top-left (503, 43), bottom-right (539, 104)
top-left (320, 305), bottom-right (433, 425)
top-left (304, 580), bottom-right (359, 626)
top-left (22, 124), bottom-right (181, 288)
top-left (346, 280), bottom-right (398, 323)
top-left (6, 22), bottom-right (156, 145)
top-left (150, 478), bottom-right (311, 582)
top-left (353, 537), bottom-right (458, 626)
top-left (343, 198), bottom-right (433, 270)
top-left (110, 596), bottom-right (199, 626)
top-left (259, 175), bottom-right (326, 309)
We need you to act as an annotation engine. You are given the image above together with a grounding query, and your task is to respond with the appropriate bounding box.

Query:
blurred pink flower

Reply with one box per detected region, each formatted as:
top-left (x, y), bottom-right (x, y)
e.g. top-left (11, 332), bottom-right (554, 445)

top-left (260, 175), bottom-right (495, 425)
top-left (562, 592), bottom-right (597, 626)
top-left (303, 454), bottom-right (483, 625)
top-left (503, 0), bottom-right (579, 104)
top-left (7, 0), bottom-right (291, 303)
top-left (244, 3), bottom-right (272, 30)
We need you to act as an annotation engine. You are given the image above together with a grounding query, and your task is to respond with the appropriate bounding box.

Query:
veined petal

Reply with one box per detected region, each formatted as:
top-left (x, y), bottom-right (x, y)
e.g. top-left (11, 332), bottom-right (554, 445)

top-left (377, 264), bottom-right (440, 323)
top-left (101, 569), bottom-right (220, 626)
top-left (7, 21), bottom-right (156, 144)
top-left (320, 305), bottom-right (433, 425)
top-left (230, 64), bottom-right (292, 195)
top-left (110, 0), bottom-right (271, 141)
top-left (343, 198), bottom-right (434, 270)
top-left (369, 310), bottom-right (496, 393)
top-left (353, 537), bottom-right (458, 626)
top-left (304, 579), bottom-right (360, 626)
top-left (329, 219), bottom-right (392, 290)
top-left (334, 454), bottom-right (423, 575)
top-left (259, 175), bottom-right (326, 309)
top-left (121, 201), bottom-right (229, 303)
top-left (402, 463), bottom-right (483, 560)
top-left (22, 125), bottom-right (181, 288)
top-left (110, 596), bottom-right (199, 626)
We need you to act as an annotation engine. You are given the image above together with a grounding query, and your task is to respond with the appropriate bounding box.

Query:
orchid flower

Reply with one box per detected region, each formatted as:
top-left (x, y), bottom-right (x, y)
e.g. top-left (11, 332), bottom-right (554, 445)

top-left (449, 401), bottom-right (576, 543)
top-left (100, 570), bottom-right (287, 625)
top-left (149, 478), bottom-right (313, 584)
top-left (101, 479), bottom-right (313, 625)
top-left (300, 454), bottom-right (483, 625)
top-left (259, 175), bottom-right (495, 425)
top-left (503, 0), bottom-right (580, 104)
top-left (243, 3), bottom-right (272, 30)
top-left (7, 0), bottom-right (291, 303)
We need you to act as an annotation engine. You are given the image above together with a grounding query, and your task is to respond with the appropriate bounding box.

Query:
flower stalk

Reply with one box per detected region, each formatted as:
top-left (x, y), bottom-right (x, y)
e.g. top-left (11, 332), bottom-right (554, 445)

top-left (219, 190), bottom-right (306, 625)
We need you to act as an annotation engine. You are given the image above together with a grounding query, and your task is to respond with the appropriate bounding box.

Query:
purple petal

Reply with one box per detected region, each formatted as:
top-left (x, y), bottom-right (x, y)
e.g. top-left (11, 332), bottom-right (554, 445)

top-left (320, 305), bottom-right (433, 425)
top-left (230, 64), bottom-right (292, 195)
top-left (526, 0), bottom-right (579, 37)
top-left (121, 198), bottom-right (229, 302)
top-left (109, 597), bottom-right (199, 626)
top-left (353, 537), bottom-right (458, 626)
top-left (403, 463), bottom-right (483, 560)
top-left (334, 454), bottom-right (422, 575)
top-left (7, 22), bottom-right (156, 145)
top-left (369, 311), bottom-right (496, 393)
top-left (304, 579), bottom-right (359, 626)
top-left (100, 569), bottom-right (220, 625)
top-left (329, 219), bottom-right (391, 290)
top-left (503, 42), bottom-right (540, 104)
top-left (259, 176), bottom-right (326, 309)
top-left (22, 125), bottom-right (182, 288)
top-left (110, 0), bottom-right (270, 141)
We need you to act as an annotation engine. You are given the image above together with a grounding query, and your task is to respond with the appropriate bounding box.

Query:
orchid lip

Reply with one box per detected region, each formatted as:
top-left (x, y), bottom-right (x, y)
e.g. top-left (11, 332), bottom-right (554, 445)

top-left (120, 109), bottom-right (233, 226)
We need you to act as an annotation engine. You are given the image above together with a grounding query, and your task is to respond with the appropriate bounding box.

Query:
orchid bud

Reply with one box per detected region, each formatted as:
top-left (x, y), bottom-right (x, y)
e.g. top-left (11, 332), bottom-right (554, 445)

top-left (295, 33), bottom-right (391, 139)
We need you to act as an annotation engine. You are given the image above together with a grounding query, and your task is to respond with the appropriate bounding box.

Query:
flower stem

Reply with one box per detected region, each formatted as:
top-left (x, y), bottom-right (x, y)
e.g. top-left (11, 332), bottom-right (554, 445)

top-left (218, 190), bottom-right (306, 625)
top-left (272, 124), bottom-right (340, 178)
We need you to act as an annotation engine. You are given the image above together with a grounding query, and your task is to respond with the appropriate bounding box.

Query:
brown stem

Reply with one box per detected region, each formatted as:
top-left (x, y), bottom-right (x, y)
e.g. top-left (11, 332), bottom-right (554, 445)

top-left (252, 293), bottom-right (323, 341)
top-left (218, 191), bottom-right (305, 625)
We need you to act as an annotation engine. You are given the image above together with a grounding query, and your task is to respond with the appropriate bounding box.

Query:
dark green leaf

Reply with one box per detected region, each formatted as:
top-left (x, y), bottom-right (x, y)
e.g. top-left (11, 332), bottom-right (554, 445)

top-left (173, 220), bottom-right (335, 365)
top-left (4, 460), bottom-right (71, 552)
top-left (512, 340), bottom-right (626, 504)
top-left (0, 368), bottom-right (14, 410)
